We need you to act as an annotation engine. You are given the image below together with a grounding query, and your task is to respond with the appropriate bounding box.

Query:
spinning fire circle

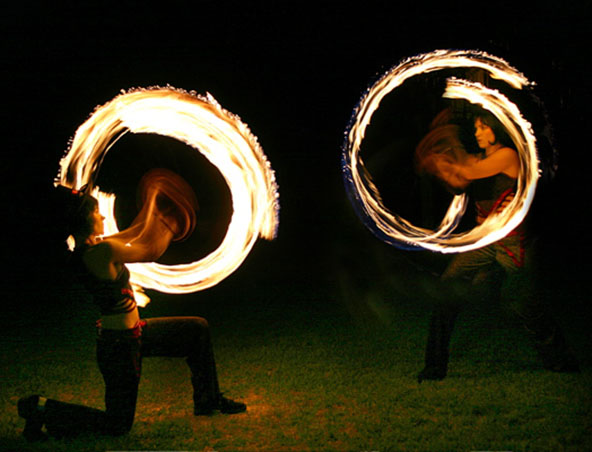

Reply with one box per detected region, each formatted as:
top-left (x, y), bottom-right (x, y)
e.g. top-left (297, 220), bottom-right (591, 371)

top-left (57, 87), bottom-right (279, 297)
top-left (342, 50), bottom-right (539, 253)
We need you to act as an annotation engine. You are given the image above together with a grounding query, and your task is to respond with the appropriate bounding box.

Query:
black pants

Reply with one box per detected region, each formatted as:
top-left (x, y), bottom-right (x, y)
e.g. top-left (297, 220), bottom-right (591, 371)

top-left (422, 235), bottom-right (567, 374)
top-left (43, 316), bottom-right (219, 438)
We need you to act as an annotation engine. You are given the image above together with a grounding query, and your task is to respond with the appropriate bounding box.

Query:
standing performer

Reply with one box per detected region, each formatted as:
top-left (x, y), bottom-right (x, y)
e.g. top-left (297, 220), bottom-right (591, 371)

top-left (18, 171), bottom-right (245, 441)
top-left (415, 110), bottom-right (579, 382)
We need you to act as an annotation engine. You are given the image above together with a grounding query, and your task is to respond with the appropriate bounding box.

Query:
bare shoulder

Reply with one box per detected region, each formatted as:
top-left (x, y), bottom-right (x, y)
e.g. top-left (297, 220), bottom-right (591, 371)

top-left (496, 146), bottom-right (519, 176)
top-left (485, 146), bottom-right (519, 166)
top-left (81, 241), bottom-right (115, 279)
top-left (499, 146), bottom-right (519, 164)
top-left (82, 241), bottom-right (113, 261)
top-left (497, 146), bottom-right (518, 159)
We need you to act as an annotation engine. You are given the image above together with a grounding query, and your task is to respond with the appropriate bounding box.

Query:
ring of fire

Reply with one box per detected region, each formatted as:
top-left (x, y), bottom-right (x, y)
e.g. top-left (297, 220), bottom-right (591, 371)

top-left (342, 50), bottom-right (539, 253)
top-left (57, 87), bottom-right (279, 298)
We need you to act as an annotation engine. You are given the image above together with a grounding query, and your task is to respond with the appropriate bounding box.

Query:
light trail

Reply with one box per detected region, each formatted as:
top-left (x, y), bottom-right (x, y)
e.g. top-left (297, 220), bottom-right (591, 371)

top-left (342, 50), bottom-right (539, 253)
top-left (57, 87), bottom-right (279, 302)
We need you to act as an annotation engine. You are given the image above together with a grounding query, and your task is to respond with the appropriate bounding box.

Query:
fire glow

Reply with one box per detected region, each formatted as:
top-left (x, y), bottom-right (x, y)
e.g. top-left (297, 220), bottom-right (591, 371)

top-left (57, 87), bottom-right (279, 301)
top-left (342, 50), bottom-right (539, 253)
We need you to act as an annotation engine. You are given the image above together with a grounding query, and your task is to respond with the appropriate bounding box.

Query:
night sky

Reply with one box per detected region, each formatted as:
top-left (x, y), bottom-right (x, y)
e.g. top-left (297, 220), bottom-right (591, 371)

top-left (3, 2), bottom-right (591, 308)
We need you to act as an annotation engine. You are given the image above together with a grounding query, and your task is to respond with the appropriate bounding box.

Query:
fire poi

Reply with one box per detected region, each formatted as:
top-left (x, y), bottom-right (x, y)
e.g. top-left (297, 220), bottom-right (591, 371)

top-left (56, 87), bottom-right (279, 304)
top-left (342, 50), bottom-right (539, 253)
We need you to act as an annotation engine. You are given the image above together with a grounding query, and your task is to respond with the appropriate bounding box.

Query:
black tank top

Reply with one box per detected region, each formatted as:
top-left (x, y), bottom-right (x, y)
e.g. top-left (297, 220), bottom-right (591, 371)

top-left (73, 245), bottom-right (137, 315)
top-left (470, 173), bottom-right (516, 218)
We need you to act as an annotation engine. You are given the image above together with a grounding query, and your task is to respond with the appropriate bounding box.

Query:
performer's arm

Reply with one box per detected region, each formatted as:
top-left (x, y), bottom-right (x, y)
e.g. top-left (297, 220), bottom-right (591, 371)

top-left (429, 154), bottom-right (471, 189)
top-left (105, 219), bottom-right (176, 263)
top-left (456, 147), bottom-right (519, 180)
top-left (83, 219), bottom-right (176, 280)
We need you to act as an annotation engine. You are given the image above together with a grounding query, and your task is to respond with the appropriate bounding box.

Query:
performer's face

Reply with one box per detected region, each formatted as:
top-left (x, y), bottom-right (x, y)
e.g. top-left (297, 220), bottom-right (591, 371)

top-left (89, 206), bottom-right (105, 237)
top-left (474, 118), bottom-right (496, 149)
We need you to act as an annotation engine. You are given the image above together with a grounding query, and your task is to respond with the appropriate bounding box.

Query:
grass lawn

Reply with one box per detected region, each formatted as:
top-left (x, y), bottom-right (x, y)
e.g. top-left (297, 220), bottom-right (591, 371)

top-left (1, 254), bottom-right (590, 452)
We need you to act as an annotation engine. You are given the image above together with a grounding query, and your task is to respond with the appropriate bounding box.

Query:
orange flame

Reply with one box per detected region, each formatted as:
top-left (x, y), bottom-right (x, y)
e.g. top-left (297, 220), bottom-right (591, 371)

top-left (57, 87), bottom-right (279, 303)
top-left (344, 50), bottom-right (539, 253)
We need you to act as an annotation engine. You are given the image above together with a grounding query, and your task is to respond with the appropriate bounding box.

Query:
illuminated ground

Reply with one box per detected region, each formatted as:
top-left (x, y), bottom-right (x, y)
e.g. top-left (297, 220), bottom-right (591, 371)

top-left (2, 237), bottom-right (590, 451)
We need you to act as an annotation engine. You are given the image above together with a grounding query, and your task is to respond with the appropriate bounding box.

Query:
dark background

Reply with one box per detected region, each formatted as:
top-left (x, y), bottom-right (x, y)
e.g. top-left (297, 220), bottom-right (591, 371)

top-left (2, 2), bottom-right (591, 312)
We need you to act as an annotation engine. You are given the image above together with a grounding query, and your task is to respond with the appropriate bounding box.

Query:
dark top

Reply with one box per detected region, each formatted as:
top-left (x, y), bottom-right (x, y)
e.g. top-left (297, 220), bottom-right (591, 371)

top-left (73, 245), bottom-right (137, 316)
top-left (470, 173), bottom-right (516, 218)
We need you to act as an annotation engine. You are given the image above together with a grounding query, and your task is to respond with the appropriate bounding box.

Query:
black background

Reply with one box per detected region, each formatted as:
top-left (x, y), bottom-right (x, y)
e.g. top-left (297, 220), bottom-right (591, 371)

top-left (2, 2), bottom-right (591, 308)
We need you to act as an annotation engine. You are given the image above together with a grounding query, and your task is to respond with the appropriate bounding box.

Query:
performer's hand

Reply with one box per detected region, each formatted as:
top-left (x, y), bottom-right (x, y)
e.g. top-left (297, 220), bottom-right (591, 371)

top-left (434, 155), bottom-right (454, 174)
top-left (432, 154), bottom-right (468, 189)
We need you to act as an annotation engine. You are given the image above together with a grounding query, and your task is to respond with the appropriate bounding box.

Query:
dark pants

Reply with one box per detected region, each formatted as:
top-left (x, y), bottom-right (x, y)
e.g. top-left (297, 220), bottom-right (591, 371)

top-left (43, 316), bottom-right (219, 438)
top-left (422, 235), bottom-right (570, 375)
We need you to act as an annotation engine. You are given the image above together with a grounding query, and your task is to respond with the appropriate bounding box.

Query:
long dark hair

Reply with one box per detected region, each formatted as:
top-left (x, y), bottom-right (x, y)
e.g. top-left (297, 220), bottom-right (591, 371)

top-left (54, 185), bottom-right (98, 241)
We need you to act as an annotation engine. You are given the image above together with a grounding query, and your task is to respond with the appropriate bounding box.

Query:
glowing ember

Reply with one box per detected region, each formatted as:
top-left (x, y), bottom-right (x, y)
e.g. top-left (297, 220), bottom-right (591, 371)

top-left (342, 50), bottom-right (539, 253)
top-left (57, 87), bottom-right (279, 301)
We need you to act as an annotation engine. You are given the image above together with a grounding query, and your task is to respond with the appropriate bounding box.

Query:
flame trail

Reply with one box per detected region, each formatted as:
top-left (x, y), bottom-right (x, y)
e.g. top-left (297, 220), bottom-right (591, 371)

top-left (342, 50), bottom-right (539, 253)
top-left (57, 87), bottom-right (279, 300)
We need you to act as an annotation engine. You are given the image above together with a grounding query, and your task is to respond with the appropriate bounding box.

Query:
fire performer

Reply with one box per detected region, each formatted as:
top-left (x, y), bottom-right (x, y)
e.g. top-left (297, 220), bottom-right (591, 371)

top-left (415, 110), bottom-right (579, 382)
top-left (18, 170), bottom-right (246, 441)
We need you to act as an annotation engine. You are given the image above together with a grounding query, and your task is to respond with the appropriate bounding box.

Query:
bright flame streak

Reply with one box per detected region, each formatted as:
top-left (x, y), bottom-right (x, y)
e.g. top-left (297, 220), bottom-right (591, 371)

top-left (343, 50), bottom-right (539, 253)
top-left (441, 79), bottom-right (539, 250)
top-left (57, 87), bottom-right (279, 296)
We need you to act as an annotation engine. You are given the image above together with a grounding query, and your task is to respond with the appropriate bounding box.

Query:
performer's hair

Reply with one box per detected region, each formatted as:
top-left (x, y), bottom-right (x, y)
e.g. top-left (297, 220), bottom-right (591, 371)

top-left (473, 109), bottom-right (513, 148)
top-left (54, 185), bottom-right (98, 240)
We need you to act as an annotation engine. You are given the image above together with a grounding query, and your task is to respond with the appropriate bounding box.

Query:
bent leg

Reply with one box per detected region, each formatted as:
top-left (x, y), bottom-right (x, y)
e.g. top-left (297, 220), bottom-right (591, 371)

top-left (96, 332), bottom-right (142, 435)
top-left (504, 271), bottom-right (579, 372)
top-left (19, 332), bottom-right (141, 440)
top-left (42, 399), bottom-right (106, 439)
top-left (18, 395), bottom-right (106, 440)
top-left (141, 317), bottom-right (220, 409)
top-left (499, 237), bottom-right (579, 372)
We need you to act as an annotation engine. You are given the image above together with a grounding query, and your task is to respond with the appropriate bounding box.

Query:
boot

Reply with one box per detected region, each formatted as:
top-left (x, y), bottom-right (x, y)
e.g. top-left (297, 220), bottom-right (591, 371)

top-left (194, 393), bottom-right (246, 415)
top-left (418, 306), bottom-right (458, 382)
top-left (17, 395), bottom-right (47, 442)
top-left (520, 309), bottom-right (580, 373)
top-left (535, 328), bottom-right (580, 373)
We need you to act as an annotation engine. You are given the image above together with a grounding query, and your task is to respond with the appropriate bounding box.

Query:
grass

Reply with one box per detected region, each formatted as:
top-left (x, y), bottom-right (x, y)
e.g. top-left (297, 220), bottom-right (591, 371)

top-left (1, 255), bottom-right (591, 452)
